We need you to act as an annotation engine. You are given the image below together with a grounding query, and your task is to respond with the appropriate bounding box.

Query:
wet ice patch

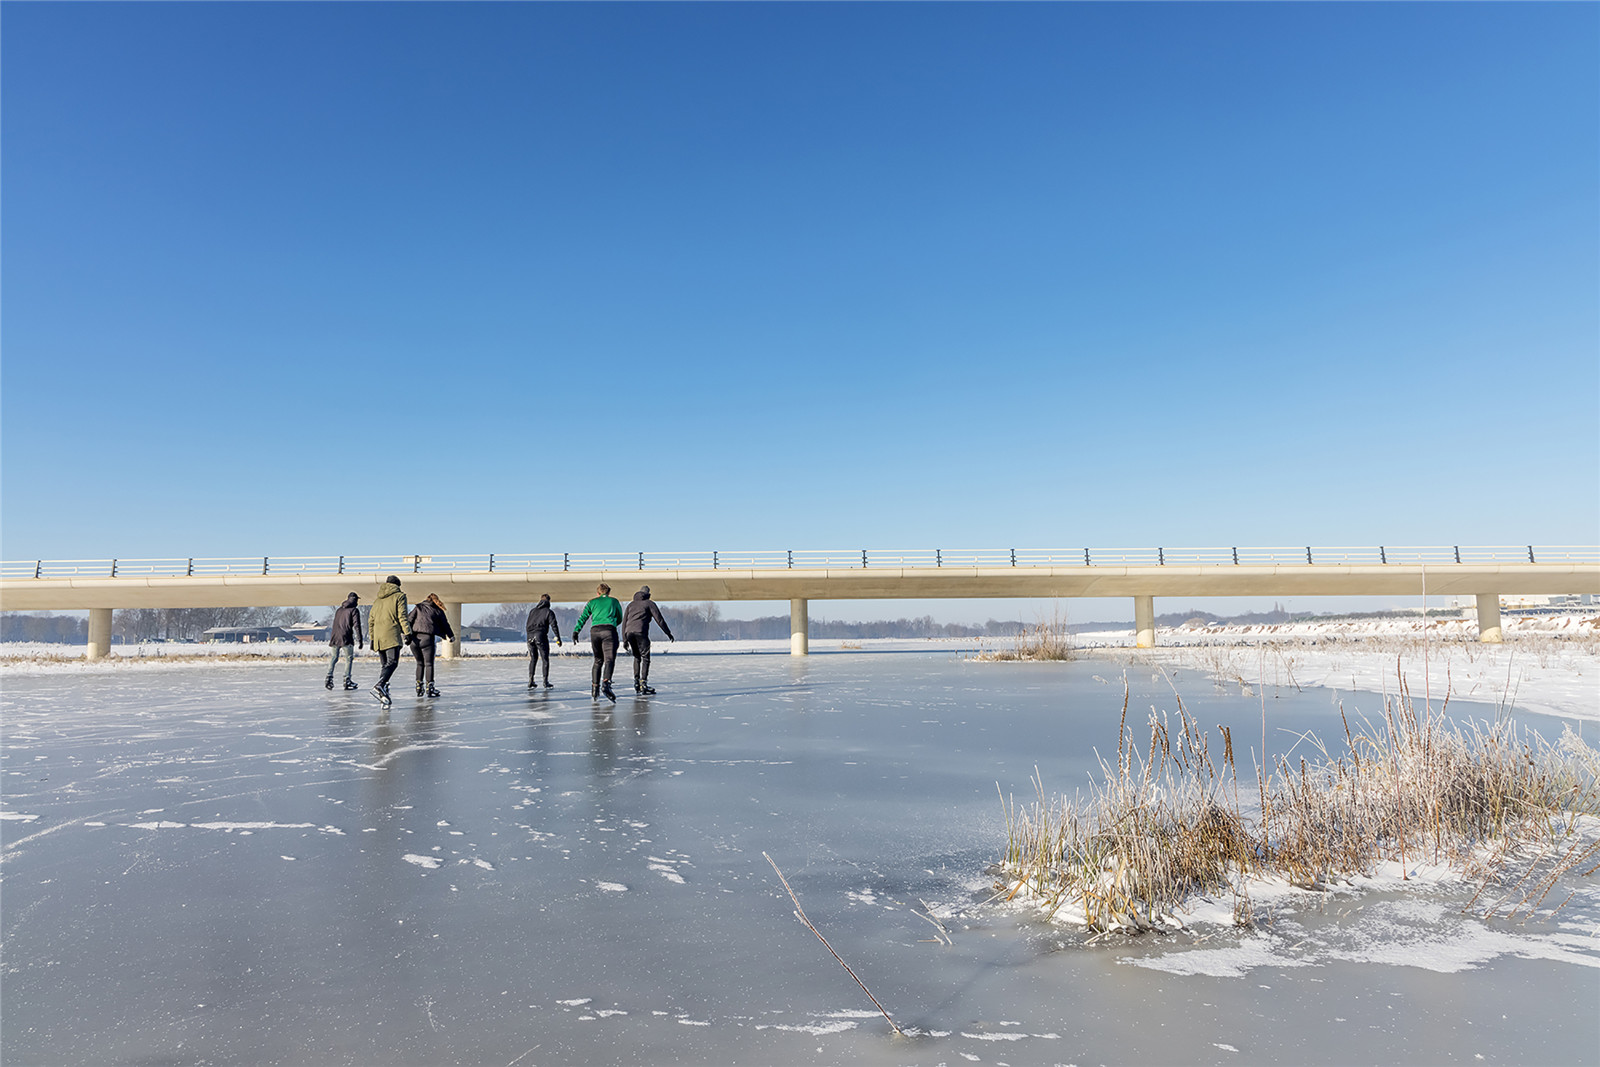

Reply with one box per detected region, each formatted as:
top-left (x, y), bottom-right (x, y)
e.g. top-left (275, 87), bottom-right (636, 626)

top-left (128, 821), bottom-right (187, 829)
top-left (595, 881), bottom-right (628, 893)
top-left (403, 854), bottom-right (444, 870)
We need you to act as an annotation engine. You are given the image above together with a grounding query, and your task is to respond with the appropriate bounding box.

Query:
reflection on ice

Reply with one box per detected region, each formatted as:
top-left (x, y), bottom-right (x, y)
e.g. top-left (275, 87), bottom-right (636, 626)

top-left (2, 652), bottom-right (1596, 1065)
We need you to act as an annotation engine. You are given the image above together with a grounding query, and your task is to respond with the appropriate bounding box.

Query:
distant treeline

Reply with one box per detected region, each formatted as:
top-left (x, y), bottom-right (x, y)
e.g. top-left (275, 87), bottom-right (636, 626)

top-left (0, 607), bottom-right (319, 644)
top-left (472, 602), bottom-right (1032, 641)
top-left (1, 613), bottom-right (89, 644)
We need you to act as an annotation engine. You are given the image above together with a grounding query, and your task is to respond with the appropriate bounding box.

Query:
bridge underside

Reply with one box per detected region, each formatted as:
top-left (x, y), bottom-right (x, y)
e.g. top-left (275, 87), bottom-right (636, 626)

top-left (4, 563), bottom-right (1594, 659)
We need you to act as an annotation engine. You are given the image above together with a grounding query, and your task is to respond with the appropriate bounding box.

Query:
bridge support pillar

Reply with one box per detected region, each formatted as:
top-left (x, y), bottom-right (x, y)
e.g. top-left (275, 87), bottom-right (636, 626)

top-left (790, 598), bottom-right (809, 656)
top-left (1475, 593), bottom-right (1502, 644)
top-left (1134, 596), bottom-right (1155, 649)
top-left (440, 602), bottom-right (463, 659)
top-left (87, 607), bottom-right (113, 661)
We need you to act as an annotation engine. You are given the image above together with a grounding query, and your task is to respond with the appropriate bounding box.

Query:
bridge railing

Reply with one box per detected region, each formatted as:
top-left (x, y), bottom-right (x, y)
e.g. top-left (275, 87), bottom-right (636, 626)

top-left (3, 545), bottom-right (1595, 581)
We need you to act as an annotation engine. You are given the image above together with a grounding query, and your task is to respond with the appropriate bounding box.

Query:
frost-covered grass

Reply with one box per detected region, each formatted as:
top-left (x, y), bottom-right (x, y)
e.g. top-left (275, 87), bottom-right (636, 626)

top-left (996, 677), bottom-right (1600, 935)
top-left (973, 615), bottom-right (1075, 662)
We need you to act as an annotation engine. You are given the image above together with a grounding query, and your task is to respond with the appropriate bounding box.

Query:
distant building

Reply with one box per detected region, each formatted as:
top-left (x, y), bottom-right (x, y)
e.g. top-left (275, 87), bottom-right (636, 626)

top-left (285, 624), bottom-right (331, 643)
top-left (201, 626), bottom-right (300, 644)
top-left (460, 625), bottom-right (525, 643)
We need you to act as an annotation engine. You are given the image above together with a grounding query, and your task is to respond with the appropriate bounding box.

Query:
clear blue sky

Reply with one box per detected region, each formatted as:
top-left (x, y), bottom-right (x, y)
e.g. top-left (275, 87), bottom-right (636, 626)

top-left (3, 3), bottom-right (1596, 619)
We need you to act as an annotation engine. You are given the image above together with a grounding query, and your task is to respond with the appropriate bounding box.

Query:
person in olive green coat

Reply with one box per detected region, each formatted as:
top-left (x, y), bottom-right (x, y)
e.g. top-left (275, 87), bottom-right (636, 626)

top-left (368, 576), bottom-right (412, 707)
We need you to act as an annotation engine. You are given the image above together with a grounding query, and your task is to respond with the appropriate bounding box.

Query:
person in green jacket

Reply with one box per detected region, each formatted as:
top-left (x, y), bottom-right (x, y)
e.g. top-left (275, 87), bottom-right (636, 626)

top-left (368, 575), bottom-right (412, 707)
top-left (573, 582), bottom-right (623, 702)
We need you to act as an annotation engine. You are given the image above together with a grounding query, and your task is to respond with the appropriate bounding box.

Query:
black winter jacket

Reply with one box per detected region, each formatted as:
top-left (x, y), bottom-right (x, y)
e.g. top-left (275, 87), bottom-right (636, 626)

top-left (330, 594), bottom-right (364, 647)
top-left (407, 601), bottom-right (455, 640)
top-left (621, 591), bottom-right (674, 640)
top-left (525, 601), bottom-right (562, 642)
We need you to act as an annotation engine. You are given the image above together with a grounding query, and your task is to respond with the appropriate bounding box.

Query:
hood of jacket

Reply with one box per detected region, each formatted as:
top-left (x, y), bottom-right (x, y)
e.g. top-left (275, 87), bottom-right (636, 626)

top-left (632, 590), bottom-right (651, 601)
top-left (341, 593), bottom-right (360, 609)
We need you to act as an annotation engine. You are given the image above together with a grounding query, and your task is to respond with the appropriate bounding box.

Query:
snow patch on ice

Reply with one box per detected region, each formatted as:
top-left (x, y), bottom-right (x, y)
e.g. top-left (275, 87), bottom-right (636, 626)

top-left (403, 854), bottom-right (444, 870)
top-left (773, 1021), bottom-right (858, 1035)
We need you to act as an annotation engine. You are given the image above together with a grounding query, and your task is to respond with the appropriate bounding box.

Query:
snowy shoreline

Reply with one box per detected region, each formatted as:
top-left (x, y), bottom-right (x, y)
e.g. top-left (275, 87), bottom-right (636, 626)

top-left (4, 614), bottom-right (1595, 722)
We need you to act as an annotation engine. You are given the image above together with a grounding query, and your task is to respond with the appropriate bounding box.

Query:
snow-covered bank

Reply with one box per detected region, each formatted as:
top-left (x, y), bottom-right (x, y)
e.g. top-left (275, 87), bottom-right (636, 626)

top-left (1076, 614), bottom-right (1599, 724)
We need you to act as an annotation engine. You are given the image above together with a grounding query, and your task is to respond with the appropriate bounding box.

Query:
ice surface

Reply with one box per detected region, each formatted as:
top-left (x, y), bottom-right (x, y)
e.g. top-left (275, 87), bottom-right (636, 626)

top-left (2, 652), bottom-right (1595, 1065)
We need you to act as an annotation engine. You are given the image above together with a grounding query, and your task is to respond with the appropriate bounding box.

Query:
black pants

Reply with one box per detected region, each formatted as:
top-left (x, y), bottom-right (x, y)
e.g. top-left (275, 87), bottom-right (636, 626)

top-left (589, 625), bottom-right (617, 689)
top-left (412, 635), bottom-right (436, 688)
top-left (625, 632), bottom-right (651, 685)
top-left (528, 636), bottom-right (551, 685)
top-left (376, 646), bottom-right (402, 689)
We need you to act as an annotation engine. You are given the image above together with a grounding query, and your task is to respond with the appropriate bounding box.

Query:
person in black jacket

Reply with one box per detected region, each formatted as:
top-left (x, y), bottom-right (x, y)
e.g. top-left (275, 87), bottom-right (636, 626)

top-left (620, 586), bottom-right (674, 694)
top-left (524, 594), bottom-right (563, 689)
top-left (324, 592), bottom-right (364, 690)
top-left (406, 592), bottom-right (455, 698)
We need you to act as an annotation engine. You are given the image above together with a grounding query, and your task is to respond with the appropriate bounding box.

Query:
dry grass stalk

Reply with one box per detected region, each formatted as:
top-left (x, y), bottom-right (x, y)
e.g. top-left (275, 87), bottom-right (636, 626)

top-left (996, 681), bottom-right (1599, 933)
top-left (762, 852), bottom-right (902, 1036)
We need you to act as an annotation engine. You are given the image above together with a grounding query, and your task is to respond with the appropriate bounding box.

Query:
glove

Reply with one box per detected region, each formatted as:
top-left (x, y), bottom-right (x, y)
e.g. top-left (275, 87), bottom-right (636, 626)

top-left (668, 635), bottom-right (675, 642)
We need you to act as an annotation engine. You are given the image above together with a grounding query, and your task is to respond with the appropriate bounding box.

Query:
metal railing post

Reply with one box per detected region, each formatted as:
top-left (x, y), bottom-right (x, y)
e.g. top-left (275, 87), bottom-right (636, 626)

top-left (338, 555), bottom-right (344, 575)
top-left (1454, 546), bottom-right (1460, 564)
top-left (713, 551), bottom-right (718, 569)
top-left (1083, 548), bottom-right (1089, 566)
top-left (489, 554), bottom-right (495, 573)
top-left (34, 560), bottom-right (41, 579)
top-left (414, 555), bottom-right (421, 574)
top-left (563, 552), bottom-right (569, 572)
top-left (936, 549), bottom-right (941, 567)
top-left (110, 559), bottom-right (117, 577)
top-left (1379, 546), bottom-right (1386, 565)
top-left (862, 549), bottom-right (868, 568)
top-left (1306, 547), bottom-right (1312, 565)
top-left (1232, 547), bottom-right (1238, 565)
top-left (1158, 547), bottom-right (1165, 566)
top-left (787, 550), bottom-right (793, 569)
top-left (263, 557), bottom-right (270, 575)
top-left (639, 551), bottom-right (645, 571)
top-left (187, 558), bottom-right (194, 576)
top-left (1528, 545), bottom-right (1536, 563)
top-left (1011, 548), bottom-right (1016, 567)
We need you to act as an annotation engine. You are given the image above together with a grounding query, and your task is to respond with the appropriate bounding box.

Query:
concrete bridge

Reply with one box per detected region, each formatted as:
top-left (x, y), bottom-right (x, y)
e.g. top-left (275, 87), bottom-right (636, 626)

top-left (3, 546), bottom-right (1595, 660)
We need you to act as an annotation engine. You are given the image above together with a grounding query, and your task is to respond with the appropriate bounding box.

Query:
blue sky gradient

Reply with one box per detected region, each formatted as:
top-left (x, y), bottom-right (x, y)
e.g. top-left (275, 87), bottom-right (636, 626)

top-left (4, 3), bottom-right (1596, 592)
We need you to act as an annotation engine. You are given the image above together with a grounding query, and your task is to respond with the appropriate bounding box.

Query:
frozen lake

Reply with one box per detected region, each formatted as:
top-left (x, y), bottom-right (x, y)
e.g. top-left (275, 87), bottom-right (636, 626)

top-left (3, 652), bottom-right (1596, 1065)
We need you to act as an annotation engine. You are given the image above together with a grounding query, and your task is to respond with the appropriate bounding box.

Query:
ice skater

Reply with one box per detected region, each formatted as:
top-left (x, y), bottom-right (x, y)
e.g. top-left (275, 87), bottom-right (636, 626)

top-left (573, 582), bottom-right (623, 702)
top-left (524, 594), bottom-right (563, 689)
top-left (368, 576), bottom-right (411, 708)
top-left (324, 591), bottom-right (364, 690)
top-left (407, 592), bottom-right (455, 697)
top-left (621, 585), bottom-right (675, 694)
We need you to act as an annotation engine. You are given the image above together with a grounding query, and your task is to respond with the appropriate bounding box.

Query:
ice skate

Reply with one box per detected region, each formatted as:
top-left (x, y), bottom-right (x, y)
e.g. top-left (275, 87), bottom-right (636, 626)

top-left (602, 682), bottom-right (616, 703)
top-left (325, 677), bottom-right (334, 690)
top-left (343, 680), bottom-right (359, 690)
top-left (426, 685), bottom-right (440, 698)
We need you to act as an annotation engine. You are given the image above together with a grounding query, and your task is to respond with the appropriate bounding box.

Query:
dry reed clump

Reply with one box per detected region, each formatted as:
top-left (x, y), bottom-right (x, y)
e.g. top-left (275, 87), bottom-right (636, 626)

top-left (996, 679), bottom-right (1600, 934)
top-left (976, 614), bottom-right (1075, 662)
